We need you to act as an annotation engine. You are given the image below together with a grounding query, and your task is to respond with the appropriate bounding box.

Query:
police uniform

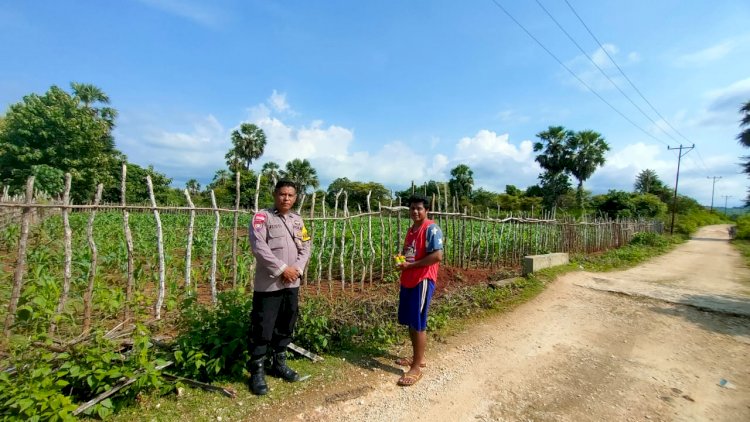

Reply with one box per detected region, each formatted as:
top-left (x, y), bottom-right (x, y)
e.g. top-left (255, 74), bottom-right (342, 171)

top-left (248, 207), bottom-right (311, 358)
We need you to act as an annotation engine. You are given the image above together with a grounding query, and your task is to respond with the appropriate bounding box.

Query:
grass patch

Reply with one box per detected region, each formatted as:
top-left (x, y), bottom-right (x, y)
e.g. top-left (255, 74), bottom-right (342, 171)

top-left (731, 239), bottom-right (750, 268)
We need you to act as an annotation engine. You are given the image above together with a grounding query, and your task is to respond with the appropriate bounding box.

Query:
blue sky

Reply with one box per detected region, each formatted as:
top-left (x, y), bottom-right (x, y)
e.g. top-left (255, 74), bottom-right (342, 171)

top-left (2, 0), bottom-right (749, 207)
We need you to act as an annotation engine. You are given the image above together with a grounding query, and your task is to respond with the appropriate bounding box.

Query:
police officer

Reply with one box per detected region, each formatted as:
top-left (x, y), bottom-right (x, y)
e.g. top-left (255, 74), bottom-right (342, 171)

top-left (247, 180), bottom-right (312, 395)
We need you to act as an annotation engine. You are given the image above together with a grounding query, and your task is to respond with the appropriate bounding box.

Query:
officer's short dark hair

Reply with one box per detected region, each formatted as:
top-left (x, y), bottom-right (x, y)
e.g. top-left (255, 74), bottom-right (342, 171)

top-left (274, 180), bottom-right (298, 193)
top-left (407, 194), bottom-right (430, 210)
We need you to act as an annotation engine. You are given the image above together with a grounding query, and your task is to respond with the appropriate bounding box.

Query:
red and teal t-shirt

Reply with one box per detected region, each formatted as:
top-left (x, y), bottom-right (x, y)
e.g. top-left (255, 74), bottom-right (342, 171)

top-left (400, 219), bottom-right (443, 288)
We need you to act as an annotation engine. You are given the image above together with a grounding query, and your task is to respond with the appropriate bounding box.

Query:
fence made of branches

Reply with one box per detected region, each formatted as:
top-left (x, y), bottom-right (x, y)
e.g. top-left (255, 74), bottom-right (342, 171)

top-left (0, 171), bottom-right (662, 342)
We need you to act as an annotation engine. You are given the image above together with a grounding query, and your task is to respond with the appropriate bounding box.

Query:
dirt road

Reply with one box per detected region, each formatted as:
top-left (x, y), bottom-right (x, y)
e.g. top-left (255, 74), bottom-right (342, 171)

top-left (297, 225), bottom-right (750, 422)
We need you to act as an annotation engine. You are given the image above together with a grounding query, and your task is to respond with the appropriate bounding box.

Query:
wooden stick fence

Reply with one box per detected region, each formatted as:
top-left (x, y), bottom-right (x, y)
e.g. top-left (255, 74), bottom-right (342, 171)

top-left (0, 174), bottom-right (663, 340)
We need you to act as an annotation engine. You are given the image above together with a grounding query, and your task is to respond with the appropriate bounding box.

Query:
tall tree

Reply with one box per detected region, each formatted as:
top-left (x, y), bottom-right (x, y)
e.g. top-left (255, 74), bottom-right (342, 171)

top-left (226, 123), bottom-right (267, 171)
top-left (448, 164), bottom-right (474, 203)
top-left (634, 169), bottom-right (665, 194)
top-left (567, 130), bottom-right (609, 208)
top-left (737, 100), bottom-right (750, 204)
top-left (261, 161), bottom-right (281, 189)
top-left (0, 84), bottom-right (124, 202)
top-left (738, 100), bottom-right (750, 148)
top-left (186, 179), bottom-right (201, 195)
top-left (533, 126), bottom-right (574, 209)
top-left (281, 159), bottom-right (319, 194)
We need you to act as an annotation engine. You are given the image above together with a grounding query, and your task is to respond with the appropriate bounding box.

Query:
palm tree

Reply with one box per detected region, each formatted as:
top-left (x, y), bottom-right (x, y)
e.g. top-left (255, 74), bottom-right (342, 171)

top-left (567, 130), bottom-right (609, 208)
top-left (70, 82), bottom-right (117, 128)
top-left (534, 126), bottom-right (573, 175)
top-left (71, 82), bottom-right (110, 107)
top-left (738, 100), bottom-right (750, 147)
top-left (226, 123), bottom-right (267, 171)
top-left (186, 179), bottom-right (201, 195)
top-left (261, 161), bottom-right (281, 189)
top-left (281, 159), bottom-right (319, 194)
top-left (211, 169), bottom-right (231, 188)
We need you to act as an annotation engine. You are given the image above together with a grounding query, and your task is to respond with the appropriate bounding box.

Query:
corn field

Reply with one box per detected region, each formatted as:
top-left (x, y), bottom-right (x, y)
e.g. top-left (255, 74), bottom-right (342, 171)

top-left (0, 172), bottom-right (662, 343)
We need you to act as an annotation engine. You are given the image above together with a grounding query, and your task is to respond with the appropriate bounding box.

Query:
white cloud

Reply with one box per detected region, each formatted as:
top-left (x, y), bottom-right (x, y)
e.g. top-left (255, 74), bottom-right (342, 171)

top-left (269, 90), bottom-right (291, 113)
top-left (136, 0), bottom-right (225, 27)
top-left (496, 109), bottom-right (530, 124)
top-left (693, 77), bottom-right (750, 127)
top-left (676, 40), bottom-right (736, 66)
top-left (117, 113), bottom-right (229, 186)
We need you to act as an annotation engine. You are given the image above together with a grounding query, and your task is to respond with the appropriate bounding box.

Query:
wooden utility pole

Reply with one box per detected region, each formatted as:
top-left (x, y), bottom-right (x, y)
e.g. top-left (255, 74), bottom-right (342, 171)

top-left (721, 195), bottom-right (732, 215)
top-left (668, 144), bottom-right (694, 234)
top-left (706, 176), bottom-right (722, 211)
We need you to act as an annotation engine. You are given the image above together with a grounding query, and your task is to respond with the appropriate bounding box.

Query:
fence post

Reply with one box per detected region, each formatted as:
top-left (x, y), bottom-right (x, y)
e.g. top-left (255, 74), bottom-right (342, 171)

top-left (50, 173), bottom-right (72, 337)
top-left (121, 164), bottom-right (135, 321)
top-left (4, 176), bottom-right (35, 337)
top-left (184, 189), bottom-right (196, 292)
top-left (232, 171), bottom-right (240, 288)
top-left (209, 190), bottom-right (220, 305)
top-left (82, 184), bottom-right (103, 334)
top-left (147, 176), bottom-right (167, 319)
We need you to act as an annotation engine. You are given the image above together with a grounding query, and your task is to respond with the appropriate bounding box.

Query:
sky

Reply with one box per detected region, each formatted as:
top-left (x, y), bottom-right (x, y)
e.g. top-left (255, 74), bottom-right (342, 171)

top-left (1, 0), bottom-right (749, 208)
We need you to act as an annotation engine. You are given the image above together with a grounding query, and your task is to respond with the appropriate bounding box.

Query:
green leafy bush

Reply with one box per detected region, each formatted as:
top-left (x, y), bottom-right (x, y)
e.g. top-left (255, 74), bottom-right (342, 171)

top-left (0, 327), bottom-right (169, 421)
top-left (172, 291), bottom-right (253, 381)
top-left (629, 232), bottom-right (668, 247)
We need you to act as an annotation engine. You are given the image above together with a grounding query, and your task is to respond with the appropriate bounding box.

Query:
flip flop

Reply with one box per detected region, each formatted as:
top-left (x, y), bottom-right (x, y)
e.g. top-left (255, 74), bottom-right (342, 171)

top-left (394, 357), bottom-right (427, 368)
top-left (397, 371), bottom-right (423, 387)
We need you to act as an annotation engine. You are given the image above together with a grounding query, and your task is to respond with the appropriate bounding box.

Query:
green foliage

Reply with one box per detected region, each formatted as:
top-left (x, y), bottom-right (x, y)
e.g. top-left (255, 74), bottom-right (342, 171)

top-left (592, 190), bottom-right (667, 219)
top-left (102, 163), bottom-right (175, 204)
top-left (0, 327), bottom-right (169, 421)
top-left (172, 291), bottom-right (253, 381)
top-left (672, 208), bottom-right (729, 236)
top-left (448, 164), bottom-right (474, 202)
top-left (282, 158), bottom-right (319, 195)
top-left (628, 232), bottom-right (668, 247)
top-left (0, 84), bottom-right (124, 202)
top-left (326, 177), bottom-right (390, 211)
top-left (226, 123), bottom-right (266, 171)
top-left (30, 165), bottom-right (65, 197)
top-left (734, 214), bottom-right (750, 239)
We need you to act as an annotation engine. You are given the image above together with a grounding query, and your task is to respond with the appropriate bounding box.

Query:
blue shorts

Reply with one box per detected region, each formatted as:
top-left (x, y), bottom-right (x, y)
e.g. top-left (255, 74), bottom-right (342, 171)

top-left (398, 279), bottom-right (435, 331)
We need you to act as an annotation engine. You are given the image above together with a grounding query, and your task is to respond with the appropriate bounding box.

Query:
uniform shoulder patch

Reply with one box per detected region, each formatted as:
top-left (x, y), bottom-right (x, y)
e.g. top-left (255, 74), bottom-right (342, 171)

top-left (252, 213), bottom-right (267, 229)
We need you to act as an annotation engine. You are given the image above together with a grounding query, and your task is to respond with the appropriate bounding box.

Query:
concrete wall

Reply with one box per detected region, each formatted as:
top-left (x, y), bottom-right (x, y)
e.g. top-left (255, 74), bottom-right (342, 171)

top-left (522, 253), bottom-right (569, 276)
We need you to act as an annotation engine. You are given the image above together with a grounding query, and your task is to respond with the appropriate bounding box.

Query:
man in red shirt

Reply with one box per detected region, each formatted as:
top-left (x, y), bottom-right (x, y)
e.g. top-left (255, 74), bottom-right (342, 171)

top-left (395, 195), bottom-right (443, 386)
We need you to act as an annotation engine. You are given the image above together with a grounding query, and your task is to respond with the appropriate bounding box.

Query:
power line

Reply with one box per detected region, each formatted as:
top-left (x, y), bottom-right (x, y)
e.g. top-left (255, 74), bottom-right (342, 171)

top-left (488, 0), bottom-right (673, 147)
top-left (562, 0), bottom-right (697, 147)
top-left (533, 0), bottom-right (680, 147)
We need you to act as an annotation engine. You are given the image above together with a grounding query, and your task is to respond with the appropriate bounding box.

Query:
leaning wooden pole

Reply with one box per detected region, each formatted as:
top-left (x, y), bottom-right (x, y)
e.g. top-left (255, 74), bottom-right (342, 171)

top-left (82, 184), bottom-right (103, 334)
top-left (184, 189), bottom-right (196, 292)
top-left (209, 190), bottom-right (220, 305)
top-left (305, 191), bottom-right (316, 286)
top-left (121, 164), bottom-right (135, 321)
top-left (50, 173), bottom-right (73, 337)
top-left (366, 191), bottom-right (375, 286)
top-left (231, 171), bottom-right (240, 288)
top-left (147, 176), bottom-right (167, 319)
top-left (4, 176), bottom-right (35, 337)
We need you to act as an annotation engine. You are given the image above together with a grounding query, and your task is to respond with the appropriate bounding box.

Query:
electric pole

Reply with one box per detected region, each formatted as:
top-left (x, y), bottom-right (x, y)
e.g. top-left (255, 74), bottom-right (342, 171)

top-left (668, 144), bottom-right (694, 234)
top-left (721, 195), bottom-right (732, 215)
top-left (707, 176), bottom-right (722, 211)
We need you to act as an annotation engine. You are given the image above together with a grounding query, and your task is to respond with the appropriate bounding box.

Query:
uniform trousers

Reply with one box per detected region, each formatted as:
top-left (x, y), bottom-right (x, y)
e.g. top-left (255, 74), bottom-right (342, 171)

top-left (250, 287), bottom-right (299, 358)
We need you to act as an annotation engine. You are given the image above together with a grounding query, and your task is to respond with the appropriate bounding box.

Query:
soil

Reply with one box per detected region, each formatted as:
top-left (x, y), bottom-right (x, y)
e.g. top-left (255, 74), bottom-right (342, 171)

top-left (260, 224), bottom-right (750, 421)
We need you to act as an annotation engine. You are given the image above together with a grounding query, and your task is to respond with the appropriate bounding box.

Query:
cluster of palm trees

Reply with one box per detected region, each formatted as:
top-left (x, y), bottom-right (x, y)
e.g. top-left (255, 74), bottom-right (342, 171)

top-left (191, 123), bottom-right (320, 199)
top-left (533, 126), bottom-right (610, 208)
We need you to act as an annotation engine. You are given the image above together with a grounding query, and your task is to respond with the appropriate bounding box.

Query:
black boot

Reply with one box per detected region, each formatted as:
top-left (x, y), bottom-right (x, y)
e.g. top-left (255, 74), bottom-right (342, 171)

top-left (248, 357), bottom-right (268, 395)
top-left (272, 350), bottom-right (300, 382)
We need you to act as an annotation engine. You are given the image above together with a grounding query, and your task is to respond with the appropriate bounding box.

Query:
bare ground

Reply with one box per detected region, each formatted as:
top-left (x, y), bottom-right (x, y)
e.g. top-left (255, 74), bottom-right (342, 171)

top-left (284, 225), bottom-right (750, 422)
